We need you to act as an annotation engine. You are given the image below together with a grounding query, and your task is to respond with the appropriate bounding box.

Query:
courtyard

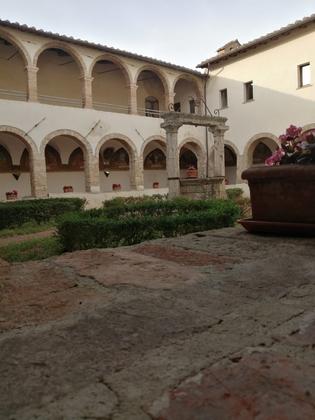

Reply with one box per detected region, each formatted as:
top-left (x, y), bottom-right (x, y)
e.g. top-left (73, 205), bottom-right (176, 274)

top-left (1, 226), bottom-right (315, 419)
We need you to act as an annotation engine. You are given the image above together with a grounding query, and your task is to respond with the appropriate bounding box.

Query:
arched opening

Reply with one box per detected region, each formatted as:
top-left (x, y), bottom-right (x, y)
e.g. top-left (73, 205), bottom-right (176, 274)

top-left (174, 78), bottom-right (200, 114)
top-left (145, 96), bottom-right (159, 117)
top-left (92, 59), bottom-right (129, 113)
top-left (224, 145), bottom-right (237, 184)
top-left (0, 132), bottom-right (32, 200)
top-left (137, 70), bottom-right (165, 117)
top-left (252, 141), bottom-right (274, 166)
top-left (180, 147), bottom-right (198, 179)
top-left (37, 48), bottom-right (82, 107)
top-left (0, 36), bottom-right (27, 101)
top-left (143, 140), bottom-right (167, 189)
top-left (45, 135), bottom-right (87, 193)
top-left (99, 139), bottom-right (134, 192)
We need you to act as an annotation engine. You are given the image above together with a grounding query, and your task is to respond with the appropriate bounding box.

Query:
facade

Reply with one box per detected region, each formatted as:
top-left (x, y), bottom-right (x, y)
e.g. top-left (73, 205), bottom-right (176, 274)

top-left (199, 14), bottom-right (315, 185)
top-left (1, 14), bottom-right (315, 201)
top-left (0, 21), bottom-right (205, 201)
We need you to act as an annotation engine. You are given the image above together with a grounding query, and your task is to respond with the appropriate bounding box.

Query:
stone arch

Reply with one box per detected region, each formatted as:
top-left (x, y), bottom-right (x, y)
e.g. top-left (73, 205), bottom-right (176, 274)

top-left (140, 135), bottom-right (166, 157)
top-left (89, 53), bottom-right (132, 85)
top-left (135, 64), bottom-right (170, 112)
top-left (141, 136), bottom-right (167, 190)
top-left (172, 73), bottom-right (203, 100)
top-left (0, 126), bottom-right (41, 198)
top-left (224, 141), bottom-right (239, 185)
top-left (40, 129), bottom-right (92, 156)
top-left (95, 133), bottom-right (137, 159)
top-left (42, 129), bottom-right (92, 194)
top-left (0, 28), bottom-right (31, 67)
top-left (0, 125), bottom-right (38, 154)
top-left (302, 123), bottom-right (315, 134)
top-left (224, 140), bottom-right (240, 159)
top-left (96, 134), bottom-right (138, 192)
top-left (33, 41), bottom-right (87, 76)
top-left (244, 133), bottom-right (278, 168)
top-left (179, 137), bottom-right (206, 178)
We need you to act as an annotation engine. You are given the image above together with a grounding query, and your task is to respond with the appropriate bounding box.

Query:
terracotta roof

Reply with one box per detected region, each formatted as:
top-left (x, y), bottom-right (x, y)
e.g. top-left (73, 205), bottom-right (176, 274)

top-left (0, 19), bottom-right (203, 77)
top-left (198, 14), bottom-right (315, 68)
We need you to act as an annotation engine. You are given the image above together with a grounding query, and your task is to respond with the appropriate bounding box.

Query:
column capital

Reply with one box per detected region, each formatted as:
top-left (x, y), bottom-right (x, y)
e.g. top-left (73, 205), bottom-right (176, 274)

top-left (25, 65), bottom-right (39, 73)
top-left (161, 121), bottom-right (182, 133)
top-left (80, 76), bottom-right (94, 82)
top-left (212, 125), bottom-right (229, 137)
top-left (126, 83), bottom-right (138, 89)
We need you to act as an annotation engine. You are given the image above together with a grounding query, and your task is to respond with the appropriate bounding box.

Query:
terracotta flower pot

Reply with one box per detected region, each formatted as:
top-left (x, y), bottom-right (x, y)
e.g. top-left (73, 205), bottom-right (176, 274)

top-left (240, 165), bottom-right (315, 234)
top-left (6, 192), bottom-right (17, 200)
top-left (186, 167), bottom-right (198, 178)
top-left (112, 184), bottom-right (121, 192)
top-left (63, 186), bottom-right (73, 193)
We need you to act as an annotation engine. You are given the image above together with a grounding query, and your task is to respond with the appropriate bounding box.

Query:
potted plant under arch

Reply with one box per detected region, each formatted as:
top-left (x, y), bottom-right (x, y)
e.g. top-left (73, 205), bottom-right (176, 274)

top-left (240, 125), bottom-right (315, 234)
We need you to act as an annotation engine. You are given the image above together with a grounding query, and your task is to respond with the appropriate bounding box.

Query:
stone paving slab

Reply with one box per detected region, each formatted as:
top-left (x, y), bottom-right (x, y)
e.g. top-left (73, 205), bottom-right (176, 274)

top-left (1, 227), bottom-right (315, 419)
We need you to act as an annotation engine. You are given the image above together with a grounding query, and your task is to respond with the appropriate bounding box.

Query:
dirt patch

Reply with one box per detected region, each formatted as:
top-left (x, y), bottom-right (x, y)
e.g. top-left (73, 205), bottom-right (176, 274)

top-left (0, 260), bottom-right (101, 332)
top-left (149, 353), bottom-right (315, 419)
top-left (134, 244), bottom-right (239, 267)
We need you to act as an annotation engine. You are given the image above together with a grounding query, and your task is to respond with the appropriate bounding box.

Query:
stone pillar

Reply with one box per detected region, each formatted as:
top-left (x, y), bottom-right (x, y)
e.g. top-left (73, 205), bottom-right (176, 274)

top-left (30, 153), bottom-right (48, 197)
top-left (81, 76), bottom-right (94, 109)
top-left (164, 91), bottom-right (175, 111)
top-left (25, 66), bottom-right (39, 102)
top-left (128, 83), bottom-right (138, 114)
top-left (212, 128), bottom-right (227, 177)
top-left (85, 154), bottom-right (100, 193)
top-left (161, 122), bottom-right (182, 198)
top-left (130, 156), bottom-right (144, 191)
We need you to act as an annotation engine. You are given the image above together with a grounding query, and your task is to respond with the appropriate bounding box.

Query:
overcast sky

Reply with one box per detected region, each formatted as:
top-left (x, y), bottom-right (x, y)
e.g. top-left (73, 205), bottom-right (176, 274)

top-left (1, 0), bottom-right (315, 69)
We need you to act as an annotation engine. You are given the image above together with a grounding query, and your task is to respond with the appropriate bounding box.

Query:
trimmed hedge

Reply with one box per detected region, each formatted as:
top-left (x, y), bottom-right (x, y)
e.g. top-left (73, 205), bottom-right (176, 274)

top-left (89, 197), bottom-right (234, 219)
top-left (57, 199), bottom-right (240, 251)
top-left (0, 198), bottom-right (85, 229)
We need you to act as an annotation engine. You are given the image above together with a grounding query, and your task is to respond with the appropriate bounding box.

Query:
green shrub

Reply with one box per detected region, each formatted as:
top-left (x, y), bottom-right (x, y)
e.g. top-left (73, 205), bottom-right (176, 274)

top-left (57, 199), bottom-right (240, 251)
top-left (0, 198), bottom-right (85, 229)
top-left (226, 188), bottom-right (243, 200)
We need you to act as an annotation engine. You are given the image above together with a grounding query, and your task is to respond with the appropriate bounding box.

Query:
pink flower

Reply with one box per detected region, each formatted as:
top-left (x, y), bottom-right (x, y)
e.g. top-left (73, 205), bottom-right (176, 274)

top-left (265, 148), bottom-right (285, 166)
top-left (285, 125), bottom-right (302, 139)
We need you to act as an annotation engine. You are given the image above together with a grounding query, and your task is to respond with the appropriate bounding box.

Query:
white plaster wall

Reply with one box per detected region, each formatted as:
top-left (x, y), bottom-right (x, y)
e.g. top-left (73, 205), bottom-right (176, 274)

top-left (174, 79), bottom-right (197, 113)
top-left (100, 171), bottom-right (131, 192)
top-left (0, 173), bottom-right (31, 200)
top-left (47, 172), bottom-right (85, 193)
top-left (144, 170), bottom-right (167, 189)
top-left (0, 100), bottom-right (206, 157)
top-left (207, 25), bottom-right (315, 155)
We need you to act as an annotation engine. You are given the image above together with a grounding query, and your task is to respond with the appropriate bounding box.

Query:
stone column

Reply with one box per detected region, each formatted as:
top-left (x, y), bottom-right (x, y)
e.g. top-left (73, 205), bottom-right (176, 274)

top-left (81, 76), bottom-right (94, 109)
top-left (161, 122), bottom-right (182, 198)
top-left (212, 127), bottom-right (227, 177)
top-left (85, 154), bottom-right (100, 193)
top-left (128, 83), bottom-right (138, 114)
top-left (25, 66), bottom-right (39, 102)
top-left (30, 153), bottom-right (48, 197)
top-left (130, 156), bottom-right (144, 191)
top-left (164, 91), bottom-right (175, 111)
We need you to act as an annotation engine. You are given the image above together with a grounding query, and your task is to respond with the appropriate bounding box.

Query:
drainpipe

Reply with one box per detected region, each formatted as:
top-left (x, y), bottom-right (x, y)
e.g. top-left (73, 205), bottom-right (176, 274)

top-left (204, 65), bottom-right (210, 178)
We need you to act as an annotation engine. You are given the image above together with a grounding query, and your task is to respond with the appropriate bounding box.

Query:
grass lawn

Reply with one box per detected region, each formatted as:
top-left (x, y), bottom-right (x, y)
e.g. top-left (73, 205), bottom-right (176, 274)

top-left (0, 237), bottom-right (64, 262)
top-left (0, 221), bottom-right (55, 239)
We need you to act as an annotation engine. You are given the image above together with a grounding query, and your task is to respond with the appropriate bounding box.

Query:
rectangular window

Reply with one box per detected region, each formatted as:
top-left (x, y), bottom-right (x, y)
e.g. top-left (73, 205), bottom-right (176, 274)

top-left (189, 99), bottom-right (196, 114)
top-left (220, 89), bottom-right (228, 108)
top-left (244, 81), bottom-right (254, 102)
top-left (298, 63), bottom-right (311, 87)
top-left (174, 102), bottom-right (181, 112)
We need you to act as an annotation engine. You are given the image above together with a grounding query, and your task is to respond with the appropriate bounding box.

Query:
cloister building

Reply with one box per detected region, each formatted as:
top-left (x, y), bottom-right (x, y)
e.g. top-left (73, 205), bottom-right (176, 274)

top-left (1, 14), bottom-right (315, 201)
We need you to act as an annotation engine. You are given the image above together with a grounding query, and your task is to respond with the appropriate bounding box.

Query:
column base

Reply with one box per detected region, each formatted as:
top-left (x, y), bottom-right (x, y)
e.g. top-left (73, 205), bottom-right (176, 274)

top-left (180, 177), bottom-right (226, 200)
